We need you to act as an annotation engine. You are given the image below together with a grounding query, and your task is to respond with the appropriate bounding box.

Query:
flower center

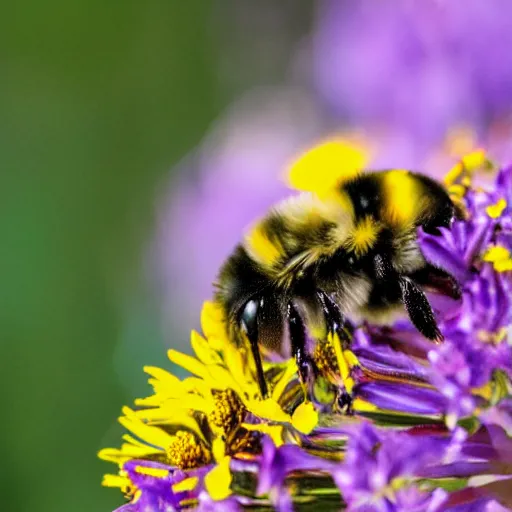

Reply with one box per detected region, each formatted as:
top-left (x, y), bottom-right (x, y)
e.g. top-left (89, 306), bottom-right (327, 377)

top-left (167, 431), bottom-right (211, 469)
top-left (208, 389), bottom-right (246, 435)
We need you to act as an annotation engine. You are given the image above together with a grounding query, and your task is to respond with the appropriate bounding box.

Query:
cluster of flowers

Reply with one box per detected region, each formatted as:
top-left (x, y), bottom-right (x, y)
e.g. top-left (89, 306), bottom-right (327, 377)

top-left (100, 149), bottom-right (512, 511)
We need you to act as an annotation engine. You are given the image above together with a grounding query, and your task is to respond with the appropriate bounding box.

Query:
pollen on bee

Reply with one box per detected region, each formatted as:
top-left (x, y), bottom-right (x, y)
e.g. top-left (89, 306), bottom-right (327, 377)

top-left (245, 224), bottom-right (284, 267)
top-left (346, 216), bottom-right (380, 256)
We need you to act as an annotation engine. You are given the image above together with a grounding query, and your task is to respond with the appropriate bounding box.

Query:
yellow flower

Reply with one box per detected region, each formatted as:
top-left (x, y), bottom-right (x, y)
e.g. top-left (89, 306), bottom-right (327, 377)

top-left (483, 245), bottom-right (512, 272)
top-left (443, 149), bottom-right (492, 188)
top-left (204, 455), bottom-right (233, 501)
top-left (312, 332), bottom-right (360, 395)
top-left (98, 301), bottom-right (320, 504)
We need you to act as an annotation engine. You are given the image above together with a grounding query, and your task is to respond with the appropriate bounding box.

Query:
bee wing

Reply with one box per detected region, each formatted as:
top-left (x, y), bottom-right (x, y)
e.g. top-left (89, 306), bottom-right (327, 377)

top-left (285, 139), bottom-right (368, 195)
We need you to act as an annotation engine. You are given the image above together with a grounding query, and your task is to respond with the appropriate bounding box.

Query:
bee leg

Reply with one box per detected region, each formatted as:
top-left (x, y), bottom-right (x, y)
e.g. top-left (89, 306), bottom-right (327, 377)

top-left (399, 276), bottom-right (444, 342)
top-left (316, 290), bottom-right (352, 349)
top-left (410, 264), bottom-right (462, 300)
top-left (337, 390), bottom-right (354, 415)
top-left (287, 302), bottom-right (312, 397)
top-left (241, 299), bottom-right (268, 399)
top-left (317, 290), bottom-right (354, 413)
top-left (373, 253), bottom-right (444, 342)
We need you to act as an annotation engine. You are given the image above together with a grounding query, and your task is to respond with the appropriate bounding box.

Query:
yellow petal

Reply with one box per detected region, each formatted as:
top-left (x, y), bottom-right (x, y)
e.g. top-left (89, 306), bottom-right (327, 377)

top-left (495, 259), bottom-right (512, 272)
top-left (271, 359), bottom-right (298, 402)
top-left (287, 139), bottom-right (367, 194)
top-left (97, 442), bottom-right (161, 464)
top-left (97, 448), bottom-right (130, 464)
top-left (444, 162), bottom-right (464, 187)
top-left (329, 332), bottom-right (349, 382)
top-left (134, 395), bottom-right (213, 417)
top-left (448, 184), bottom-right (467, 198)
top-left (204, 456), bottom-right (233, 501)
top-left (444, 150), bottom-right (489, 186)
top-left (223, 343), bottom-right (258, 395)
top-left (119, 407), bottom-right (174, 449)
top-left (172, 476), bottom-right (199, 493)
top-left (291, 402), bottom-right (318, 434)
top-left (212, 437), bottom-right (226, 462)
top-left (102, 474), bottom-right (131, 489)
top-left (134, 465), bottom-right (169, 478)
top-left (483, 246), bottom-right (512, 272)
top-left (139, 407), bottom-right (206, 441)
top-left (136, 375), bottom-right (190, 405)
top-left (167, 349), bottom-right (209, 379)
top-left (352, 398), bottom-right (378, 412)
top-left (343, 349), bottom-right (360, 368)
top-left (122, 434), bottom-right (153, 449)
top-left (191, 331), bottom-right (223, 365)
top-left (200, 301), bottom-right (229, 351)
top-left (484, 245), bottom-right (510, 262)
top-left (248, 398), bottom-right (291, 423)
top-left (206, 365), bottom-right (239, 392)
top-left (242, 423), bottom-right (285, 447)
top-left (134, 395), bottom-right (163, 407)
top-left (143, 365), bottom-right (181, 386)
top-left (486, 198), bottom-right (507, 219)
top-left (140, 366), bottom-right (187, 402)
top-left (181, 377), bottom-right (215, 403)
top-left (461, 149), bottom-right (488, 171)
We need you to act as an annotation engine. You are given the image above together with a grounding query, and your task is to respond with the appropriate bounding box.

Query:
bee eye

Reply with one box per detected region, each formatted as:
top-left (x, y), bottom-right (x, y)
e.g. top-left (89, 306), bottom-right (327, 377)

top-left (240, 299), bottom-right (259, 334)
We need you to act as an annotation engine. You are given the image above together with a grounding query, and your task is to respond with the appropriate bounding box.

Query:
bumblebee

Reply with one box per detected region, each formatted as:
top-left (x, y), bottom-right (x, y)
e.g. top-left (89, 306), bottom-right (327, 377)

top-left (215, 155), bottom-right (462, 398)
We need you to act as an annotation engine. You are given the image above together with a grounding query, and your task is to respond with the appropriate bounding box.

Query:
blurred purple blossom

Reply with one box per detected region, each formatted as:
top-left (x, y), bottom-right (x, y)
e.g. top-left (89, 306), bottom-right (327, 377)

top-left (313, 0), bottom-right (512, 150)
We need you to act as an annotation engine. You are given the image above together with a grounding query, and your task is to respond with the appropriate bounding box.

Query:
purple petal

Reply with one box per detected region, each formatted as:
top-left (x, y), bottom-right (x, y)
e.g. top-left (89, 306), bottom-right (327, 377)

top-left (419, 230), bottom-right (473, 283)
top-left (356, 381), bottom-right (446, 415)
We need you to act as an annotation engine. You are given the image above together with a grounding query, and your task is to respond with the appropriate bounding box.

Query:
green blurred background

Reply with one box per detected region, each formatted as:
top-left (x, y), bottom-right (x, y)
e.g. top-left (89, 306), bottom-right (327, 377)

top-left (1, 2), bottom-right (310, 511)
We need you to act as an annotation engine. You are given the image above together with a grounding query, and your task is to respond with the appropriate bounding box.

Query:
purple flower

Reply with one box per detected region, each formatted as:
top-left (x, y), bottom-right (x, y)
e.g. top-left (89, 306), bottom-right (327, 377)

top-left (257, 436), bottom-right (336, 512)
top-left (313, 0), bottom-right (512, 149)
top-left (333, 422), bottom-right (447, 511)
top-left (115, 460), bottom-right (194, 512)
top-left (355, 380), bottom-right (447, 416)
top-left (195, 492), bottom-right (242, 512)
top-left (427, 342), bottom-right (489, 427)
